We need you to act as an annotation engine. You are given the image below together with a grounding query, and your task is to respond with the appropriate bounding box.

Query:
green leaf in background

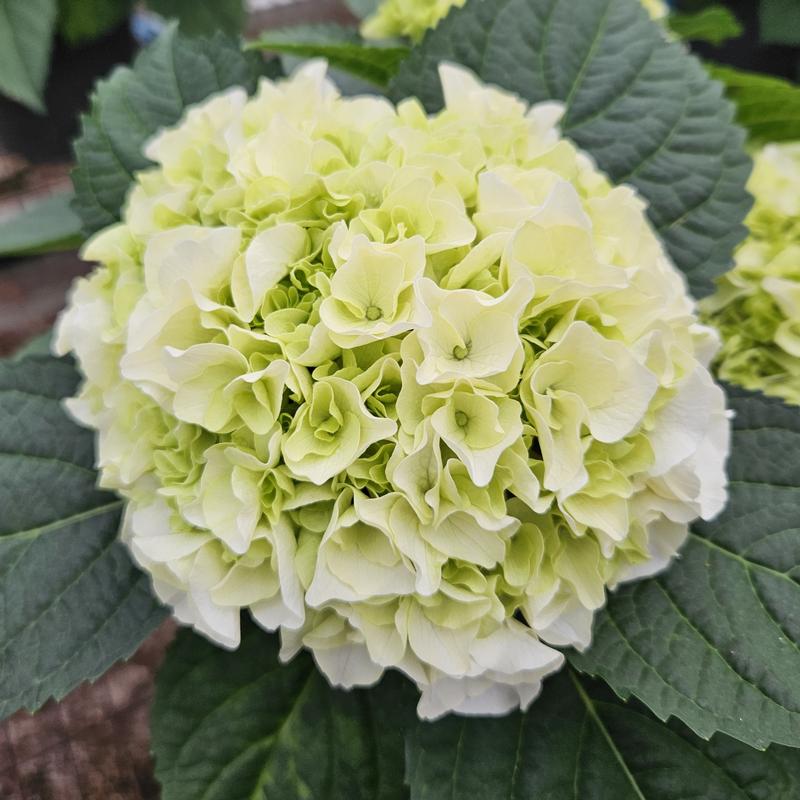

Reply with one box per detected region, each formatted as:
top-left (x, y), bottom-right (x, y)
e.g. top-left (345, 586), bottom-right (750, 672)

top-left (0, 0), bottom-right (58, 113)
top-left (56, 0), bottom-right (133, 46)
top-left (668, 6), bottom-right (743, 45)
top-left (344, 0), bottom-right (381, 19)
top-left (572, 386), bottom-right (800, 751)
top-left (147, 0), bottom-right (246, 37)
top-left (407, 670), bottom-right (800, 799)
top-left (72, 24), bottom-right (264, 236)
top-left (760, 0), bottom-right (800, 47)
top-left (390, 0), bottom-right (752, 299)
top-left (710, 64), bottom-right (800, 144)
top-left (0, 191), bottom-right (83, 258)
top-left (10, 331), bottom-right (53, 361)
top-left (0, 355), bottom-right (167, 721)
top-left (248, 24), bottom-right (410, 88)
top-left (152, 622), bottom-right (416, 800)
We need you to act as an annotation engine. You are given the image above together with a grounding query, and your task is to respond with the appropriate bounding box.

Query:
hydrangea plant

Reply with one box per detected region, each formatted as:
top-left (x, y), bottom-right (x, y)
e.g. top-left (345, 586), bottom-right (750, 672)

top-left (4, 0), bottom-right (800, 796)
top-left (701, 143), bottom-right (800, 405)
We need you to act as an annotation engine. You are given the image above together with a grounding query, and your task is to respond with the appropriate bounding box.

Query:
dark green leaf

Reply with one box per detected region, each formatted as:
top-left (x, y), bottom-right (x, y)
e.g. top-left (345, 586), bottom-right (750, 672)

top-left (668, 6), bottom-right (743, 45)
top-left (390, 0), bottom-right (752, 298)
top-left (0, 0), bottom-right (57, 112)
top-left (152, 621), bottom-right (416, 800)
top-left (406, 670), bottom-right (800, 799)
top-left (759, 0), bottom-right (800, 46)
top-left (572, 386), bottom-right (800, 751)
top-left (710, 64), bottom-right (800, 144)
top-left (0, 355), bottom-right (167, 721)
top-left (148, 0), bottom-right (246, 37)
top-left (72, 24), bottom-right (263, 236)
top-left (0, 191), bottom-right (83, 258)
top-left (249, 24), bottom-right (409, 88)
top-left (57, 0), bottom-right (132, 46)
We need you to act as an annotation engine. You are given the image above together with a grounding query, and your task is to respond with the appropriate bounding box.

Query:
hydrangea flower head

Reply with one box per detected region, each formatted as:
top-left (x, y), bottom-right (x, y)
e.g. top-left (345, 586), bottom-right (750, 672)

top-left (362, 0), bottom-right (466, 42)
top-left (57, 61), bottom-right (729, 719)
top-left (702, 143), bottom-right (800, 405)
top-left (362, 0), bottom-right (668, 42)
top-left (640, 0), bottom-right (669, 21)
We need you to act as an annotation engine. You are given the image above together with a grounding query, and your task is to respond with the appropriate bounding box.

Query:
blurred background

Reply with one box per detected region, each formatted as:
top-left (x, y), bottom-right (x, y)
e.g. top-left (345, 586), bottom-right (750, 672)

top-left (0, 0), bottom-right (796, 797)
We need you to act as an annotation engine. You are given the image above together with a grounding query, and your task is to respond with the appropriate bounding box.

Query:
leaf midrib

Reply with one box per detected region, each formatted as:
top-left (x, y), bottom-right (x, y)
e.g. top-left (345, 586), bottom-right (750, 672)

top-left (0, 500), bottom-right (122, 544)
top-left (561, 0), bottom-right (614, 117)
top-left (247, 672), bottom-right (317, 800)
top-left (570, 671), bottom-right (647, 800)
top-left (571, 672), bottom-right (758, 800)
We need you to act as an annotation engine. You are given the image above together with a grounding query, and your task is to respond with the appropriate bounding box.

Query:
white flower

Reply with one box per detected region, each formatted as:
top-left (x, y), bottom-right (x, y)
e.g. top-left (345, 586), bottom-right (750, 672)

top-left (57, 61), bottom-right (729, 720)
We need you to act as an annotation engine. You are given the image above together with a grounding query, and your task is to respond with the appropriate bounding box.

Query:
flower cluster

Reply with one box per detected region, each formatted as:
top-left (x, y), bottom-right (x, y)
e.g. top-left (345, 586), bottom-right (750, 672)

top-left (362, 0), bottom-right (668, 42)
top-left (362, 0), bottom-right (466, 42)
top-left (57, 62), bottom-right (729, 718)
top-left (641, 0), bottom-right (669, 21)
top-left (701, 143), bottom-right (800, 405)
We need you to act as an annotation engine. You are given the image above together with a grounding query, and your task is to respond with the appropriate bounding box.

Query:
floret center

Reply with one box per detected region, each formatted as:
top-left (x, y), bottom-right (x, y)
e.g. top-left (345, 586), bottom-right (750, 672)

top-left (452, 344), bottom-right (470, 360)
top-left (365, 305), bottom-right (383, 321)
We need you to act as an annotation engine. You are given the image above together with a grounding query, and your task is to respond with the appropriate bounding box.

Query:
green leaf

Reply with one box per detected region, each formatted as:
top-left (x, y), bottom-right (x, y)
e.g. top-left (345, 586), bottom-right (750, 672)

top-left (0, 191), bottom-right (83, 258)
top-left (571, 386), bottom-right (800, 751)
top-left (0, 355), bottom-right (167, 721)
top-left (72, 24), bottom-right (264, 237)
top-left (406, 670), bottom-right (800, 799)
top-left (344, 0), bottom-right (380, 19)
top-left (389, 0), bottom-right (752, 299)
top-left (0, 0), bottom-right (58, 113)
top-left (152, 621), bottom-right (415, 800)
top-left (148, 0), bottom-right (246, 37)
top-left (710, 64), bottom-right (800, 144)
top-left (668, 6), bottom-right (743, 45)
top-left (11, 331), bottom-right (53, 361)
top-left (760, 0), bottom-right (800, 46)
top-left (56, 0), bottom-right (133, 46)
top-left (248, 24), bottom-right (410, 88)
